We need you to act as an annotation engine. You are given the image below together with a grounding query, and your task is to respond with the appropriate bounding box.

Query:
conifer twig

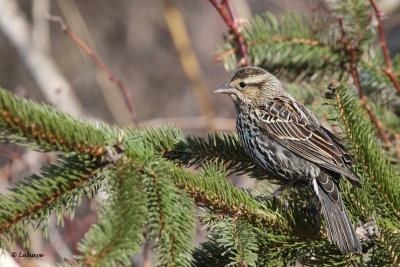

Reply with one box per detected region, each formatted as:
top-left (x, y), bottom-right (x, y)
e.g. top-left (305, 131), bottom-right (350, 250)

top-left (352, 11), bottom-right (373, 48)
top-left (332, 15), bottom-right (391, 146)
top-left (208, 0), bottom-right (250, 66)
top-left (46, 14), bottom-right (139, 127)
top-left (0, 169), bottom-right (97, 233)
top-left (214, 37), bottom-right (339, 62)
top-left (369, 0), bottom-right (400, 95)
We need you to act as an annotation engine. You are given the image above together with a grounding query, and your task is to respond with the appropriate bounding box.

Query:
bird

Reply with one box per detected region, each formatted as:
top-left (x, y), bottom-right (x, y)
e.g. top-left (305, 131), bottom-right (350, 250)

top-left (214, 66), bottom-right (362, 254)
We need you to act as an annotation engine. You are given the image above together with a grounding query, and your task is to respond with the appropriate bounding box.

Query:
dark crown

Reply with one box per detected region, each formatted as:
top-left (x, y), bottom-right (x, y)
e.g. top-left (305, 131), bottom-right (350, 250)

top-left (230, 66), bottom-right (268, 82)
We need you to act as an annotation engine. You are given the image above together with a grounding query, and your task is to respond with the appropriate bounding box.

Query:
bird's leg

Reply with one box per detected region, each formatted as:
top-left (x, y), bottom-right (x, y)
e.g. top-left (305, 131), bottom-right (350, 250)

top-left (306, 204), bottom-right (322, 233)
top-left (258, 178), bottom-right (299, 201)
top-left (315, 203), bottom-right (322, 232)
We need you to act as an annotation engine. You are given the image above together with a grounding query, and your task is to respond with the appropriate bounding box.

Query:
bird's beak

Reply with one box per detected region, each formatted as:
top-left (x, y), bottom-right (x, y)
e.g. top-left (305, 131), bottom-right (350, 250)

top-left (214, 83), bottom-right (238, 94)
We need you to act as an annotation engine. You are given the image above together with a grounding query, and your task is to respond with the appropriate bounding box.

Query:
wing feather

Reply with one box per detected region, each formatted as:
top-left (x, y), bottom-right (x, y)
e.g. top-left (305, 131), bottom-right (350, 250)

top-left (255, 97), bottom-right (360, 184)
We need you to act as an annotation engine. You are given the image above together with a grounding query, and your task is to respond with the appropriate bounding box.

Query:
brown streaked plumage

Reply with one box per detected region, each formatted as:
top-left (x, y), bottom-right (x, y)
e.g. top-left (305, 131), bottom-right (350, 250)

top-left (215, 66), bottom-right (362, 253)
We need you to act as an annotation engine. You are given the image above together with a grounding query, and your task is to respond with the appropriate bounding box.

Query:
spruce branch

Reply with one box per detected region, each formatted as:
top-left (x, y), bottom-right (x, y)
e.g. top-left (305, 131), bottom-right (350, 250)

top-left (231, 217), bottom-right (258, 266)
top-left (172, 162), bottom-right (316, 238)
top-left (144, 161), bottom-right (195, 267)
top-left (254, 229), bottom-right (358, 266)
top-left (0, 154), bottom-right (101, 249)
top-left (377, 226), bottom-right (400, 266)
top-left (219, 12), bottom-right (348, 78)
top-left (0, 87), bottom-right (110, 155)
top-left (319, 3), bottom-right (391, 147)
top-left (197, 216), bottom-right (259, 266)
top-left (46, 14), bottom-right (139, 127)
top-left (165, 132), bottom-right (269, 179)
top-left (329, 81), bottom-right (400, 218)
top-left (77, 161), bottom-right (146, 266)
top-left (191, 238), bottom-right (232, 266)
top-left (330, 15), bottom-right (390, 146)
top-left (326, 0), bottom-right (374, 45)
top-left (143, 127), bottom-right (268, 180)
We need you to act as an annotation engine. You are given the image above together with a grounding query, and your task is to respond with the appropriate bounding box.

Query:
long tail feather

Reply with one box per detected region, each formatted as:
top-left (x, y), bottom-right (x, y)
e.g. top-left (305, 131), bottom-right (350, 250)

top-left (312, 179), bottom-right (361, 253)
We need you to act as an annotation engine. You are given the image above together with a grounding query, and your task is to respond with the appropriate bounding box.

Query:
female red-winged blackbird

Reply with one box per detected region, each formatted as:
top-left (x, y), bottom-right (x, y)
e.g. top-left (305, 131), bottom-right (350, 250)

top-left (215, 66), bottom-right (362, 253)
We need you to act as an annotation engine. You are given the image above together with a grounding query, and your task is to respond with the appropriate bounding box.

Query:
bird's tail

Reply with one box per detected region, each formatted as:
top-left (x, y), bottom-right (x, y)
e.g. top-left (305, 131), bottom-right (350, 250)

top-left (313, 178), bottom-right (362, 253)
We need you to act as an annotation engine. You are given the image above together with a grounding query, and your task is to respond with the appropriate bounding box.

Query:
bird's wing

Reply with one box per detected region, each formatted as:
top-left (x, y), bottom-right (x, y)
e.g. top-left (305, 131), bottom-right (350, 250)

top-left (255, 96), bottom-right (360, 184)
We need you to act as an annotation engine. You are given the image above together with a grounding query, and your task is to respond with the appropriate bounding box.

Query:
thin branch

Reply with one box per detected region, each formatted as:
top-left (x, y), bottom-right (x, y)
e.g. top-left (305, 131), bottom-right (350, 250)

top-left (208, 0), bottom-right (250, 66)
top-left (46, 14), bottom-right (139, 127)
top-left (352, 11), bottom-right (373, 48)
top-left (369, 0), bottom-right (400, 94)
top-left (0, 170), bottom-right (96, 233)
top-left (321, 56), bottom-right (350, 73)
top-left (332, 15), bottom-right (391, 146)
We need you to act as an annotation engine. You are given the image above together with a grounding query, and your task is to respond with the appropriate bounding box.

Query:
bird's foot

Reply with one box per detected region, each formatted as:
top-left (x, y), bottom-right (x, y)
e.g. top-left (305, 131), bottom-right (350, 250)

top-left (303, 204), bottom-right (322, 233)
top-left (258, 179), bottom-right (299, 201)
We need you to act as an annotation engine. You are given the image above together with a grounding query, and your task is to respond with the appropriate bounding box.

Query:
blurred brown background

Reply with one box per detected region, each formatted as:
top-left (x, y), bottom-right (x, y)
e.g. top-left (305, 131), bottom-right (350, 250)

top-left (0, 0), bottom-right (399, 266)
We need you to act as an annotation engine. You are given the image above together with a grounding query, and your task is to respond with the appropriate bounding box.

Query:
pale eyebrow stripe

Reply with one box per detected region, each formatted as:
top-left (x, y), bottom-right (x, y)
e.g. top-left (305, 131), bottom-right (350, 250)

top-left (246, 75), bottom-right (268, 84)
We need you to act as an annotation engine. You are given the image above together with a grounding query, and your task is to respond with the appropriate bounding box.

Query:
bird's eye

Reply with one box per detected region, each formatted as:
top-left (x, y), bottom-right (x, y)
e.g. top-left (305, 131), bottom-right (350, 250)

top-left (239, 82), bottom-right (247, 88)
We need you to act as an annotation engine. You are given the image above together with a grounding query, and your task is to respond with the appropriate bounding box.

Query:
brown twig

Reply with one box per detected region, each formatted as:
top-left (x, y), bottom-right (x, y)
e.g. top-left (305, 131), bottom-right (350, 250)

top-left (46, 14), bottom-right (139, 127)
top-left (332, 15), bottom-right (391, 146)
top-left (208, 0), bottom-right (250, 66)
top-left (0, 170), bottom-right (96, 233)
top-left (321, 56), bottom-right (350, 73)
top-left (352, 11), bottom-right (373, 48)
top-left (369, 0), bottom-right (400, 95)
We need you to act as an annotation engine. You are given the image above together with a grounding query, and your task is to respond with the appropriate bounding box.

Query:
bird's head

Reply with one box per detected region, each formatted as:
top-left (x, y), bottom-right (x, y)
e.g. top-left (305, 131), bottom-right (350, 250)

top-left (214, 66), bottom-right (284, 106)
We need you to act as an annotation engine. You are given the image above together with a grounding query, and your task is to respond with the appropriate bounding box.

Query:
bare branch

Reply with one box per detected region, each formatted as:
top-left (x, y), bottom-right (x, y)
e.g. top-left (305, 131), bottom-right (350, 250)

top-left (208, 0), bottom-right (250, 66)
top-left (46, 14), bottom-right (139, 127)
top-left (369, 0), bottom-right (400, 95)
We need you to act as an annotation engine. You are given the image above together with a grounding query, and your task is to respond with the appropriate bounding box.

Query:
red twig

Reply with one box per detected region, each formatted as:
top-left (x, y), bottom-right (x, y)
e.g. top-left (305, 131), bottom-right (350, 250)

top-left (352, 12), bottom-right (373, 48)
top-left (208, 0), bottom-right (250, 66)
top-left (333, 16), bottom-right (391, 146)
top-left (369, 0), bottom-right (400, 94)
top-left (46, 14), bottom-right (139, 127)
top-left (321, 55), bottom-right (350, 73)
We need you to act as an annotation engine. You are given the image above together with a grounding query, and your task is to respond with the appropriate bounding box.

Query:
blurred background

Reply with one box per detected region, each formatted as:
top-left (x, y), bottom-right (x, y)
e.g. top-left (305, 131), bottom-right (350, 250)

top-left (0, 0), bottom-right (399, 266)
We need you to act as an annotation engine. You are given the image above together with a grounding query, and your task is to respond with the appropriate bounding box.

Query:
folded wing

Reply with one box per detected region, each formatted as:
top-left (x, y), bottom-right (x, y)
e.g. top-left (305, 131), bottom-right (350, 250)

top-left (255, 96), bottom-right (360, 185)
